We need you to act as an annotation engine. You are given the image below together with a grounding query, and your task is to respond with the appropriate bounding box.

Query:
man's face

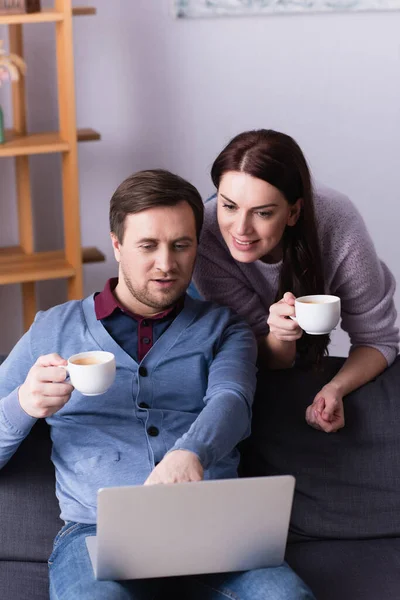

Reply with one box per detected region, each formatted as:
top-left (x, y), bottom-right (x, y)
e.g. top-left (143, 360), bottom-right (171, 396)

top-left (111, 201), bottom-right (198, 315)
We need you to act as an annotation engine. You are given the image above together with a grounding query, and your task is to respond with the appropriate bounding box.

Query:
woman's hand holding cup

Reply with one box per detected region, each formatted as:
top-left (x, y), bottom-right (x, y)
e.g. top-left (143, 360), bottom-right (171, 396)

top-left (269, 292), bottom-right (341, 338)
top-left (18, 353), bottom-right (74, 419)
top-left (268, 292), bottom-right (304, 342)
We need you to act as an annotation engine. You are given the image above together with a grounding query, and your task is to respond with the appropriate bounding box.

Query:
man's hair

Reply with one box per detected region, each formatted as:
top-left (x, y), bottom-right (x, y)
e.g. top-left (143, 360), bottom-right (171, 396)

top-left (109, 169), bottom-right (204, 243)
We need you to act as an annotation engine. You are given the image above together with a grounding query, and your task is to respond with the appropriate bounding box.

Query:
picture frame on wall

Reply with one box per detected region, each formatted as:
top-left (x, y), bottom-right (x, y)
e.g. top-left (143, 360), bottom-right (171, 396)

top-left (173, 0), bottom-right (400, 17)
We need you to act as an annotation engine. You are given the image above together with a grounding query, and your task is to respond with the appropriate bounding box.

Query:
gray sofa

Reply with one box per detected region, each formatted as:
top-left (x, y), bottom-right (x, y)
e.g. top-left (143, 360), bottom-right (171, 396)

top-left (1, 355), bottom-right (400, 599)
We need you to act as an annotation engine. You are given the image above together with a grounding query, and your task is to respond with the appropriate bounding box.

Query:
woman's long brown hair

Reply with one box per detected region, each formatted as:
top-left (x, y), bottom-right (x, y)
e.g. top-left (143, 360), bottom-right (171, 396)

top-left (211, 129), bottom-right (329, 365)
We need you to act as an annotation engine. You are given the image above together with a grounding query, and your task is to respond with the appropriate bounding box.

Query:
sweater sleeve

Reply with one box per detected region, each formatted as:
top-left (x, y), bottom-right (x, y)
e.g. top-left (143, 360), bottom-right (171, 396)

top-left (194, 232), bottom-right (270, 338)
top-left (169, 314), bottom-right (257, 469)
top-left (0, 329), bottom-right (38, 469)
top-left (325, 199), bottom-right (399, 366)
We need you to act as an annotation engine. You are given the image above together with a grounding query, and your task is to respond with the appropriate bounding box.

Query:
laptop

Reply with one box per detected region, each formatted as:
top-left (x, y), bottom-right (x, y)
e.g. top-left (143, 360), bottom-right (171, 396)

top-left (85, 475), bottom-right (295, 581)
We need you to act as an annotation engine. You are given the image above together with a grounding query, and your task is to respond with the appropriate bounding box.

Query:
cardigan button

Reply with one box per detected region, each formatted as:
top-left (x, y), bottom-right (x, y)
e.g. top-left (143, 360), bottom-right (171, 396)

top-left (138, 366), bottom-right (148, 377)
top-left (147, 426), bottom-right (159, 437)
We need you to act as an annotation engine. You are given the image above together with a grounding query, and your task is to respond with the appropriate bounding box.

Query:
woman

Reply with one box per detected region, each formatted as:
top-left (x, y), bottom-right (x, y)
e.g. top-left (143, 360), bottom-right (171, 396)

top-left (193, 129), bottom-right (399, 433)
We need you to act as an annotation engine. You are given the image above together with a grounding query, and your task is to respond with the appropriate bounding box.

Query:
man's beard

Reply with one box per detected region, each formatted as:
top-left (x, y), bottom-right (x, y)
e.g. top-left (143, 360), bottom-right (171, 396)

top-left (122, 268), bottom-right (186, 311)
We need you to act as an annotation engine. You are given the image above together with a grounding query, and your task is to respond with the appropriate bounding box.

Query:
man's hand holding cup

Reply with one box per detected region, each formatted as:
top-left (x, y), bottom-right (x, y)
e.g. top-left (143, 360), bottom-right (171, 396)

top-left (18, 353), bottom-right (74, 419)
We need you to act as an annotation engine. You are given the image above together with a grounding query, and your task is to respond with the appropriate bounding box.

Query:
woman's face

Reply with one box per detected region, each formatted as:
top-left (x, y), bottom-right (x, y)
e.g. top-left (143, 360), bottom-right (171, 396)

top-left (217, 171), bottom-right (302, 263)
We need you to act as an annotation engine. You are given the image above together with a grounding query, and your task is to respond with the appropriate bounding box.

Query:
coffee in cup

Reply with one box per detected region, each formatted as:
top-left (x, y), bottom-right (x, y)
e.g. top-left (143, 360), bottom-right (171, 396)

top-left (291, 295), bottom-right (341, 335)
top-left (71, 357), bottom-right (103, 366)
top-left (64, 351), bottom-right (116, 395)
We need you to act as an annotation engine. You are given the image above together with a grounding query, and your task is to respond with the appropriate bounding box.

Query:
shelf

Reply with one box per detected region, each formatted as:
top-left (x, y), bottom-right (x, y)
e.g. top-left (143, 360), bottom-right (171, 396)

top-left (0, 9), bottom-right (64, 25)
top-left (0, 248), bottom-right (75, 285)
top-left (77, 128), bottom-right (101, 142)
top-left (0, 131), bottom-right (69, 157)
top-left (0, 246), bottom-right (105, 264)
top-left (0, 246), bottom-right (105, 285)
top-left (0, 128), bottom-right (100, 157)
top-left (0, 6), bottom-right (96, 25)
top-left (72, 7), bottom-right (97, 17)
top-left (82, 247), bottom-right (105, 264)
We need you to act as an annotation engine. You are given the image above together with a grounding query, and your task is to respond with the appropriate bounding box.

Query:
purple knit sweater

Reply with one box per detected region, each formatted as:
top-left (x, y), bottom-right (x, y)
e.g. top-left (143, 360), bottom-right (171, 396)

top-left (194, 183), bottom-right (399, 366)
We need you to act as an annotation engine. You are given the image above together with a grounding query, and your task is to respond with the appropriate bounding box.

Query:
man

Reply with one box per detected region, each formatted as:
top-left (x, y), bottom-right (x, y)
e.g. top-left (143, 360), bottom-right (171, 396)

top-left (0, 170), bottom-right (314, 599)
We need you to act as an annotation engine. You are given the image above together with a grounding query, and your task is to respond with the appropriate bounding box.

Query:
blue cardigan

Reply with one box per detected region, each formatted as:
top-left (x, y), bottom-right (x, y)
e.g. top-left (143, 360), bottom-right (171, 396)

top-left (0, 294), bottom-right (257, 524)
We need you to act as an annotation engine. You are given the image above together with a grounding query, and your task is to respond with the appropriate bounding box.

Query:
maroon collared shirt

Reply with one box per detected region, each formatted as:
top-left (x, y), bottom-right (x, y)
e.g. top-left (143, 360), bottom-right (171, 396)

top-left (94, 278), bottom-right (182, 362)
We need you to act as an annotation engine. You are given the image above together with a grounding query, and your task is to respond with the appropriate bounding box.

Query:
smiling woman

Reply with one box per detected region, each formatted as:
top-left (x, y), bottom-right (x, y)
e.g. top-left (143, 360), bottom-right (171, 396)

top-left (195, 130), bottom-right (327, 365)
top-left (193, 129), bottom-right (399, 433)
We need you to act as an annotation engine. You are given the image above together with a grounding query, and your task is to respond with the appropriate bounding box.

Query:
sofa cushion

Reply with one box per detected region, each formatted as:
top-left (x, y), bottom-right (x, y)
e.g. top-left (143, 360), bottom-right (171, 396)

top-left (241, 356), bottom-right (400, 540)
top-left (0, 418), bottom-right (62, 562)
top-left (0, 561), bottom-right (49, 600)
top-left (286, 538), bottom-right (400, 600)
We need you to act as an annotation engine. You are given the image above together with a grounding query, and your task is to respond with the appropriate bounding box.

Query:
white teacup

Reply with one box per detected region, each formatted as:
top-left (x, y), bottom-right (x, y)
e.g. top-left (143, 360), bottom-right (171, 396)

top-left (64, 351), bottom-right (116, 396)
top-left (292, 295), bottom-right (341, 335)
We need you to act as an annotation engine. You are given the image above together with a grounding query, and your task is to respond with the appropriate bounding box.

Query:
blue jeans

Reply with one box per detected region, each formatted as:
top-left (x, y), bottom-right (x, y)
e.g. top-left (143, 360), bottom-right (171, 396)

top-left (49, 522), bottom-right (316, 600)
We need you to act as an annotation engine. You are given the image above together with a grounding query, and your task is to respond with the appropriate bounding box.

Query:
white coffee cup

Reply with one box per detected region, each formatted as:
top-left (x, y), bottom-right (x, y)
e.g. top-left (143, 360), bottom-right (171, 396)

top-left (63, 351), bottom-right (116, 396)
top-left (292, 295), bottom-right (341, 335)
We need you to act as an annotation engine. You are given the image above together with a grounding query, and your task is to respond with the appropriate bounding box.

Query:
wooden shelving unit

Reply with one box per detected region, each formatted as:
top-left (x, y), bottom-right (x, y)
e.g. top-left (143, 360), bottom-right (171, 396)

top-left (0, 246), bottom-right (105, 285)
top-left (0, 6), bottom-right (96, 25)
top-left (0, 128), bottom-right (101, 156)
top-left (0, 131), bottom-right (69, 156)
top-left (0, 2), bottom-right (104, 330)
